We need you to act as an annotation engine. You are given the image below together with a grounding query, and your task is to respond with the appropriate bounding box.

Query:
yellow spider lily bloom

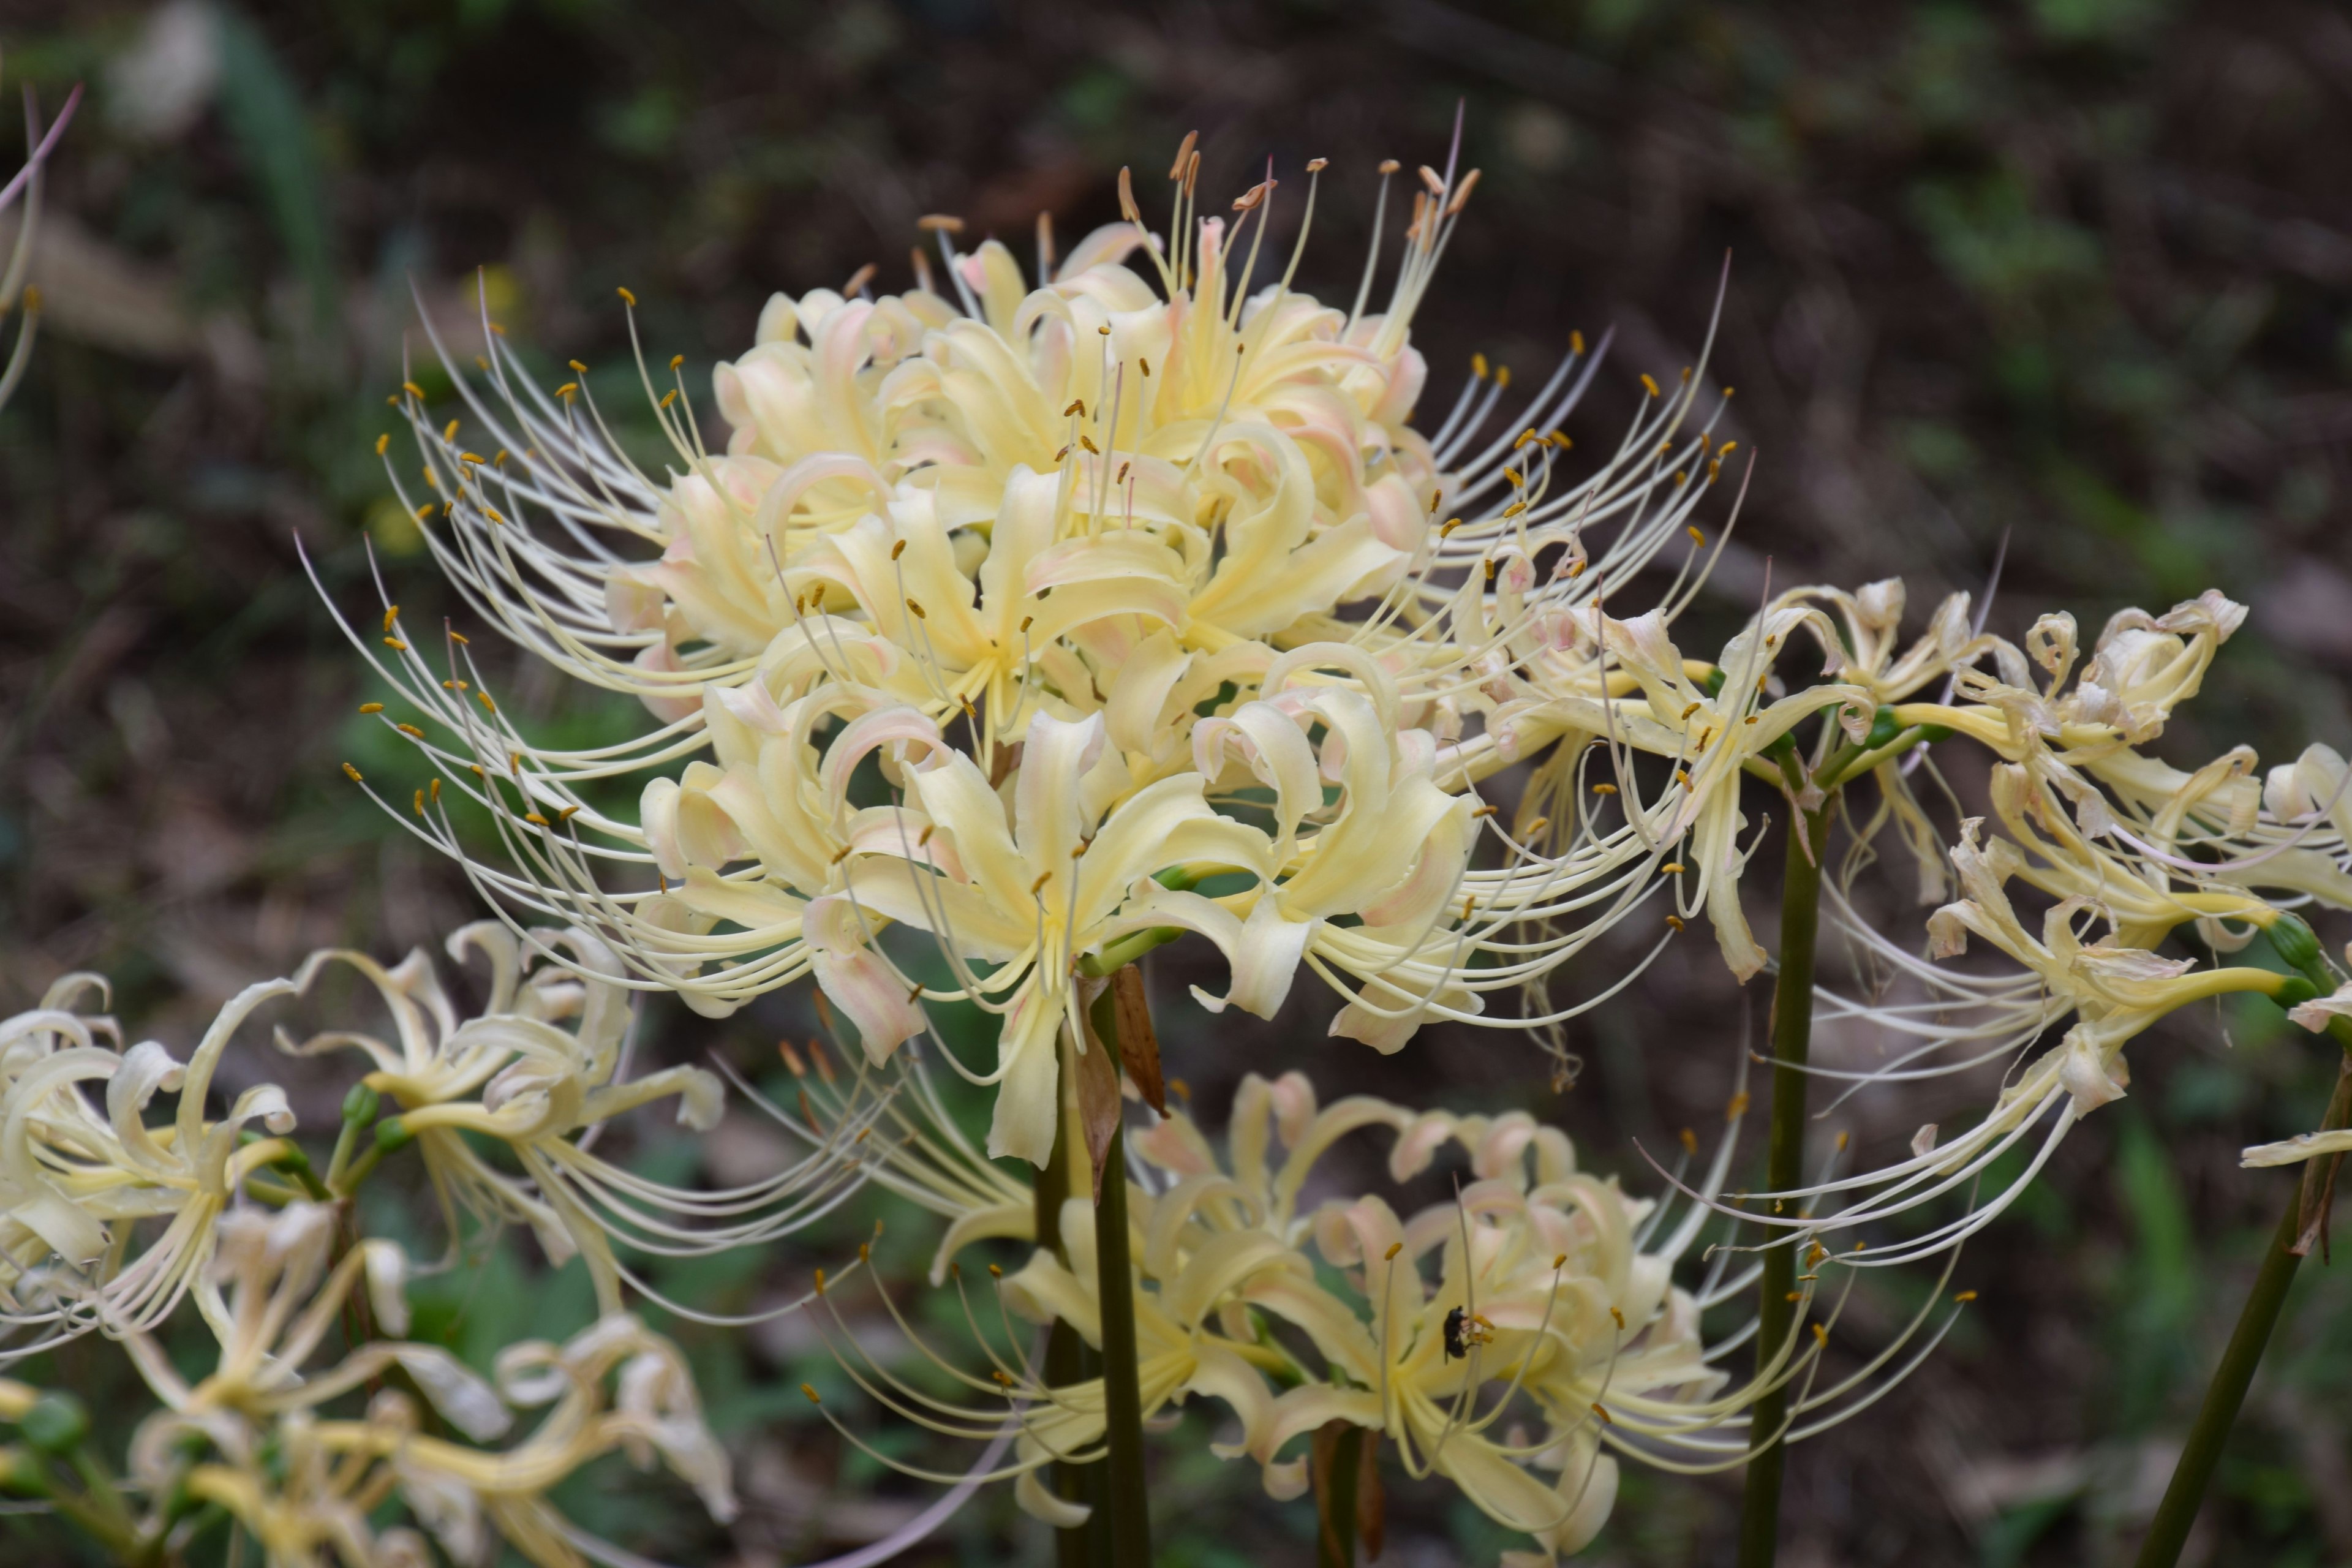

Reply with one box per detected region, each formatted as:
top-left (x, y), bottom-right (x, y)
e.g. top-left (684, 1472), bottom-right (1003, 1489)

top-left (1, 970), bottom-right (304, 1355)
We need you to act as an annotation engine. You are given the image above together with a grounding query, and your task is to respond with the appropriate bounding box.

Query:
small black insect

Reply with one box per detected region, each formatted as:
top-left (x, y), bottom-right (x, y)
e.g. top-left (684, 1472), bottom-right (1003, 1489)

top-left (1443, 1305), bottom-right (1469, 1360)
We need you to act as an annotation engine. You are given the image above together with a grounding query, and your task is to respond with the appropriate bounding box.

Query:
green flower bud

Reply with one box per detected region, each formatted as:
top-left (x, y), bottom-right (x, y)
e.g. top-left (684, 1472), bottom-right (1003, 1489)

top-left (2270, 913), bottom-right (2323, 974)
top-left (2275, 975), bottom-right (2322, 1011)
top-left (0, 1445), bottom-right (46, 1497)
top-left (342, 1081), bottom-right (381, 1126)
top-left (20, 1392), bottom-right (88, 1456)
top-left (374, 1116), bottom-right (415, 1155)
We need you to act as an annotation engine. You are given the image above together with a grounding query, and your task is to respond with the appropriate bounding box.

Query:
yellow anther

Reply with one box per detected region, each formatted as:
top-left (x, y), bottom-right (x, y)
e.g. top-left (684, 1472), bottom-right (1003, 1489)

top-left (525, 812), bottom-right (548, 826)
top-left (1640, 373), bottom-right (1660, 398)
top-left (1812, 1324), bottom-right (1828, 1346)
top-left (905, 598), bottom-right (926, 620)
top-left (482, 507), bottom-right (505, 525)
top-left (1662, 862), bottom-right (1684, 874)
top-left (460, 452), bottom-right (484, 466)
top-left (830, 844), bottom-right (854, 865)
top-left (1137, 356), bottom-right (1151, 376)
top-left (1495, 365), bottom-right (1510, 389)
top-left (1591, 782), bottom-right (1617, 796)
top-left (669, 353), bottom-right (684, 372)
top-left (1470, 804), bottom-right (1497, 819)
top-left (1439, 518), bottom-right (1463, 537)
top-left (374, 433), bottom-right (390, 456)
top-left (413, 789), bottom-right (426, 815)
top-left (1687, 526), bottom-right (1705, 546)
top-left (342, 763), bottom-right (364, 783)
top-left (1591, 1403), bottom-right (1613, 1424)
top-left (360, 702), bottom-right (384, 714)
top-left (917, 214), bottom-right (966, 233)
top-left (1727, 1091), bottom-right (1751, 1120)
top-left (429, 778), bottom-right (441, 804)
top-left (659, 389), bottom-right (678, 409)
top-left (1679, 1127), bottom-right (1698, 1154)
top-left (401, 380), bottom-right (426, 399)
top-left (1078, 434), bottom-right (1099, 454)
top-left (1472, 352), bottom-right (1488, 380)
top-left (801, 1384), bottom-right (820, 1404)
top-left (616, 286), bottom-right (637, 306)
top-left (1063, 399), bottom-right (1086, 417)
top-left (492, 449), bottom-right (508, 466)
top-left (1030, 871), bottom-right (1052, 895)
top-left (1664, 914), bottom-right (1684, 931)
top-left (395, 723), bottom-right (423, 739)
top-left (554, 382), bottom-right (577, 398)
top-left (477, 691), bottom-right (496, 713)
top-left (383, 636), bottom-right (408, 651)
top-left (1502, 501), bottom-right (1526, 518)
top-left (1719, 441), bottom-right (1738, 457)
top-left (813, 1268), bottom-right (826, 1295)
top-left (555, 805), bottom-right (579, 824)
top-left (569, 359), bottom-right (589, 374)
top-left (891, 539), bottom-right (907, 559)
top-left (1570, 329), bottom-right (1586, 355)
top-left (1609, 1305), bottom-right (1623, 1327)
top-left (1680, 701), bottom-right (1702, 720)
top-left (1384, 1241), bottom-right (1404, 1261)
top-left (443, 419), bottom-right (461, 442)
top-left (1954, 1290), bottom-right (1978, 1303)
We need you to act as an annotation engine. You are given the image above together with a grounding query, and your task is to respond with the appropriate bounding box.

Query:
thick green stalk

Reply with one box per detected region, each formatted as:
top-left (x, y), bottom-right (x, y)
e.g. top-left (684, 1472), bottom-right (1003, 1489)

top-left (1035, 1103), bottom-right (1093, 1568)
top-left (1093, 1116), bottom-right (1151, 1565)
top-left (1317, 1425), bottom-right (1365, 1568)
top-left (2135, 932), bottom-right (2352, 1567)
top-left (2133, 1177), bottom-right (2308, 1566)
top-left (1736, 800), bottom-right (1830, 1568)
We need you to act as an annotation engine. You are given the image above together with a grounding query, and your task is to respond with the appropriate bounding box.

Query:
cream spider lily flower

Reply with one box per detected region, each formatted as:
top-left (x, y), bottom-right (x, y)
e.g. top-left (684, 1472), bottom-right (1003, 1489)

top-left (794, 1068), bottom-right (1952, 1564)
top-left (276, 921), bottom-right (879, 1320)
top-left (1893, 590), bottom-right (2247, 766)
top-left (1747, 812), bottom-right (2310, 1269)
top-left (123, 1204), bottom-right (510, 1448)
top-left (1474, 591), bottom-right (1878, 980)
top-left (1, 970), bottom-right (306, 1357)
top-left (125, 1212), bottom-right (731, 1568)
top-left (325, 137), bottom-right (1767, 1158)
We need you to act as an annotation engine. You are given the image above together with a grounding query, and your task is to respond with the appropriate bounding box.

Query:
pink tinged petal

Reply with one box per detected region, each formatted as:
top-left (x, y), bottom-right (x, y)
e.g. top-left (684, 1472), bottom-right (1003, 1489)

top-left (820, 705), bottom-right (946, 810)
top-left (804, 895), bottom-right (926, 1066)
top-left (631, 641), bottom-right (701, 723)
top-left (2289, 985), bottom-right (2352, 1033)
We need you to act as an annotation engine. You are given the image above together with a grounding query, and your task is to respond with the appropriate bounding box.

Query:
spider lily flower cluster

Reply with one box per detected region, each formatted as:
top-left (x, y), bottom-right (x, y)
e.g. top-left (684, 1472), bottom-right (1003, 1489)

top-left (323, 142), bottom-right (1785, 1161)
top-left (8, 1201), bottom-right (731, 1568)
top-left (1706, 587), bottom-right (2352, 1268)
top-left (785, 1065), bottom-right (1971, 1564)
top-left (0, 928), bottom-right (758, 1567)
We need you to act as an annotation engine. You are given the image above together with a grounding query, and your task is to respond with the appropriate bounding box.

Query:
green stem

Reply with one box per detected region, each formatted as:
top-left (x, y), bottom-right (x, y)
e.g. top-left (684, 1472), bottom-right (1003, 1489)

top-left (1736, 799), bottom-right (1831, 1568)
top-left (1036, 1087), bottom-right (1091, 1568)
top-left (2133, 1180), bottom-right (2309, 1567)
top-left (2136, 936), bottom-right (2352, 1567)
top-left (1093, 1117), bottom-right (1151, 1566)
top-left (1086, 982), bottom-right (1153, 1566)
top-left (1317, 1424), bottom-right (1364, 1568)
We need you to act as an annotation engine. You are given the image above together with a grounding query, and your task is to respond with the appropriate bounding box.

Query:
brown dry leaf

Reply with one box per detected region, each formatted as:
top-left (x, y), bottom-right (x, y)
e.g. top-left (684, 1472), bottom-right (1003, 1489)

top-left (1072, 979), bottom-right (1122, 1202)
top-left (1106, 964), bottom-right (1164, 1114)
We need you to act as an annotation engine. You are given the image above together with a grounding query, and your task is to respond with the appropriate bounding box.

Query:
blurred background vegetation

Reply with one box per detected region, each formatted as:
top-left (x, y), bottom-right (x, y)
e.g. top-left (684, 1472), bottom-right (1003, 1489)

top-left (4, 1), bottom-right (2352, 1563)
